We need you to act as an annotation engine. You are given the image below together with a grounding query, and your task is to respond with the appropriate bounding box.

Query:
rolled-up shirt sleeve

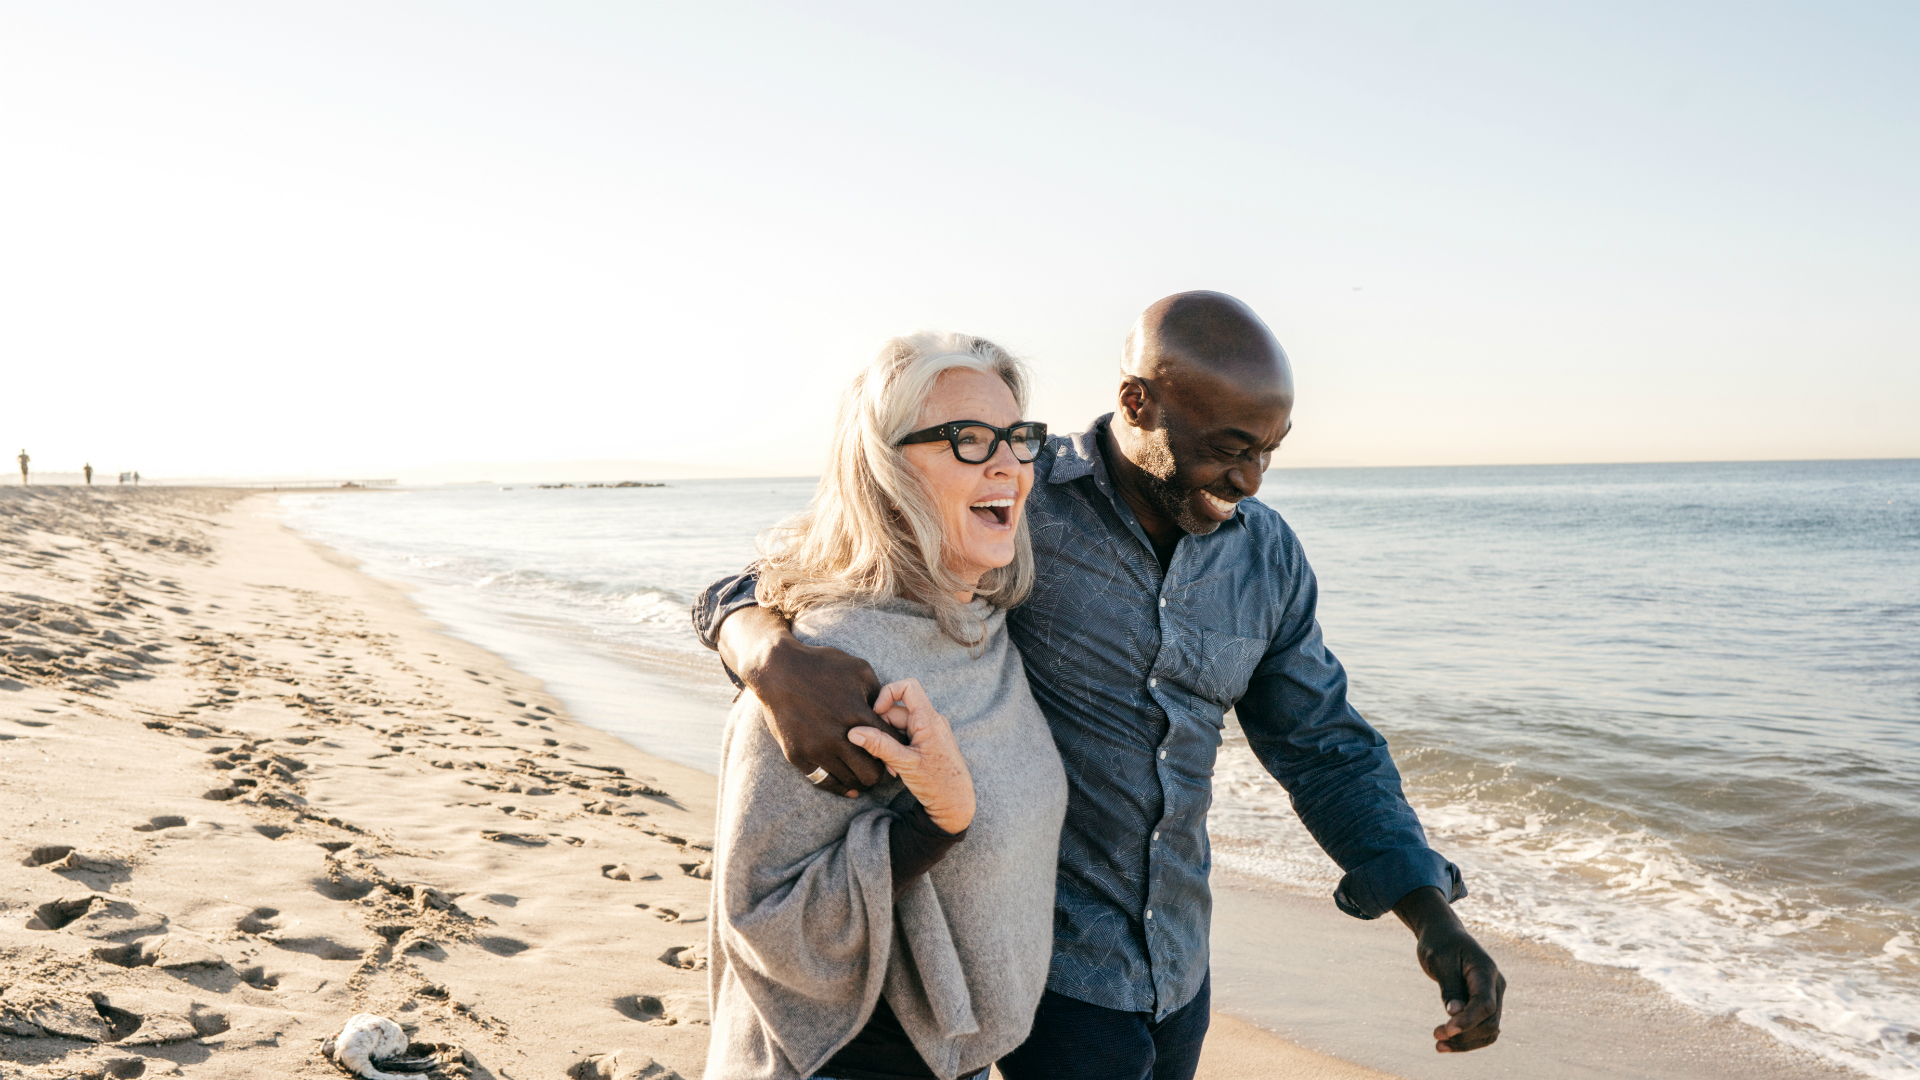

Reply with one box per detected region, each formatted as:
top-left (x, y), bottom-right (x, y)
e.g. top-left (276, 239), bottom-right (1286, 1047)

top-left (1233, 556), bottom-right (1466, 920)
top-left (691, 569), bottom-right (765, 689)
top-left (692, 567), bottom-right (762, 651)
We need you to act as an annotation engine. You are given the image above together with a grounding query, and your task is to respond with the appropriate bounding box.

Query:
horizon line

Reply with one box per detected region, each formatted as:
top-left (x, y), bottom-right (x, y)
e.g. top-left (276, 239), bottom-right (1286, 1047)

top-left (6, 453), bottom-right (1916, 489)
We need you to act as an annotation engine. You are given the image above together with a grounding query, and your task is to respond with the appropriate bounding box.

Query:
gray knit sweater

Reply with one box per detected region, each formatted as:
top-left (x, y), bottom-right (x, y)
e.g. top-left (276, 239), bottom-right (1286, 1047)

top-left (704, 597), bottom-right (1067, 1080)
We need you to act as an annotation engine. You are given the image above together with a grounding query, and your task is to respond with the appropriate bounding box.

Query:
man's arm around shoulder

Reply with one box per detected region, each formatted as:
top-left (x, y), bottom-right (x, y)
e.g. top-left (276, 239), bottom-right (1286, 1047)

top-left (693, 570), bottom-right (886, 795)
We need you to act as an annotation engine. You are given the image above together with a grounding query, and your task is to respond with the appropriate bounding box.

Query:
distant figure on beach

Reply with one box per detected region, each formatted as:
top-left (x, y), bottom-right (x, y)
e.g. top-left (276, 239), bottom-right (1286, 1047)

top-left (83, 462), bottom-right (93, 486)
top-left (132, 470), bottom-right (140, 486)
top-left (702, 333), bottom-right (1066, 1080)
top-left (698, 292), bottom-right (1505, 1078)
top-left (16, 449), bottom-right (27, 486)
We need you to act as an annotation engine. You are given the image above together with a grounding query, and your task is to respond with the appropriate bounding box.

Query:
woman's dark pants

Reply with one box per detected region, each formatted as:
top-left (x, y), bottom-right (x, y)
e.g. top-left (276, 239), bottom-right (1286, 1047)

top-left (997, 973), bottom-right (1211, 1080)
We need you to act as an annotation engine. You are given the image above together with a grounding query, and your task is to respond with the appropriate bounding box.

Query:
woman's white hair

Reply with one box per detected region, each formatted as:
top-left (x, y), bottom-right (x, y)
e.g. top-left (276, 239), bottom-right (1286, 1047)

top-left (755, 331), bottom-right (1036, 646)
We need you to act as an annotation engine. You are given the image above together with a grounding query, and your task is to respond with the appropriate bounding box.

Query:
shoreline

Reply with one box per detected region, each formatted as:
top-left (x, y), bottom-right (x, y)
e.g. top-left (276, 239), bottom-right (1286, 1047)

top-left (0, 488), bottom-right (1863, 1079)
top-left (1209, 871), bottom-right (1864, 1080)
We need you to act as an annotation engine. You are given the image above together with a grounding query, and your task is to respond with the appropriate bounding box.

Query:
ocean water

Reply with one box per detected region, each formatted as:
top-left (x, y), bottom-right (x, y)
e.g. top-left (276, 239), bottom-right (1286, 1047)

top-left (279, 459), bottom-right (1920, 1078)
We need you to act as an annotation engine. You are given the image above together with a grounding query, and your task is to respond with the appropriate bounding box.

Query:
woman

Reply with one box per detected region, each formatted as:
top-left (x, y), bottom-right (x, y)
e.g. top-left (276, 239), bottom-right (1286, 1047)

top-left (705, 332), bottom-right (1069, 1080)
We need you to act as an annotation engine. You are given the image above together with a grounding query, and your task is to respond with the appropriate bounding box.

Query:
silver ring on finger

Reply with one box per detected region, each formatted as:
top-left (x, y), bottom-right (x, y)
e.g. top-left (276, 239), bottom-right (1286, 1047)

top-left (805, 766), bottom-right (831, 786)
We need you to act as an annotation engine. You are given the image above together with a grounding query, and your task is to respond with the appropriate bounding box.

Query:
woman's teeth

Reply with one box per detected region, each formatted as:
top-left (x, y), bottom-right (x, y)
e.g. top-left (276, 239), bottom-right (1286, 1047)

top-left (1200, 491), bottom-right (1237, 517)
top-left (970, 498), bottom-right (1014, 526)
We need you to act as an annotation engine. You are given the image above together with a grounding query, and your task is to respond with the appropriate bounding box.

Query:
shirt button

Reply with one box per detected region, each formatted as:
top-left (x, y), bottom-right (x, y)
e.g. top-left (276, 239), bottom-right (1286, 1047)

top-left (1159, 749), bottom-right (1167, 759)
top-left (1152, 831), bottom-right (1159, 842)
top-left (1159, 598), bottom-right (1166, 607)
top-left (1145, 909), bottom-right (1154, 920)
top-left (1149, 678), bottom-right (1157, 687)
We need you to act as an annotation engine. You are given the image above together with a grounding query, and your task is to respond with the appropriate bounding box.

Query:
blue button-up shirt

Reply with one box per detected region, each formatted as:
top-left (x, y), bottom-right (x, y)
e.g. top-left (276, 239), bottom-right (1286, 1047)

top-left (694, 415), bottom-right (1463, 1020)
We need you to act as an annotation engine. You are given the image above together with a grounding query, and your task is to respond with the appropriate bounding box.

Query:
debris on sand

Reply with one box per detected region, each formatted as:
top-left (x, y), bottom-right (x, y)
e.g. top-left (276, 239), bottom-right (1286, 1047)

top-left (322, 1013), bottom-right (439, 1080)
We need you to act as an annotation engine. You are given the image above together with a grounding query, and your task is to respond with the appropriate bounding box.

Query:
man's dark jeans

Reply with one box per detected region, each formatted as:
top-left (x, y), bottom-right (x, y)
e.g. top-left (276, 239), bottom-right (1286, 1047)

top-left (998, 973), bottom-right (1211, 1080)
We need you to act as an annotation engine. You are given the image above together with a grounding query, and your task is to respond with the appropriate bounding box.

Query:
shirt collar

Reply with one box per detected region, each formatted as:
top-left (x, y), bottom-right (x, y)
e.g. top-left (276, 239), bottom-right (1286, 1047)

top-left (1048, 413), bottom-right (1114, 487)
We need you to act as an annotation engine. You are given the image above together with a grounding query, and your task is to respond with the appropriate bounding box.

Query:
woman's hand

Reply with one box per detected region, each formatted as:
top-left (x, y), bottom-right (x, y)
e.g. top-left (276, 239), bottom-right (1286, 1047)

top-left (846, 678), bottom-right (975, 834)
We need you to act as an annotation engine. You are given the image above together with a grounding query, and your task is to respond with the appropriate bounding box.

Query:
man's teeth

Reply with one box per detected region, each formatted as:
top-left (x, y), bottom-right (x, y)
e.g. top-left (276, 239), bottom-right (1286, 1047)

top-left (1201, 492), bottom-right (1237, 515)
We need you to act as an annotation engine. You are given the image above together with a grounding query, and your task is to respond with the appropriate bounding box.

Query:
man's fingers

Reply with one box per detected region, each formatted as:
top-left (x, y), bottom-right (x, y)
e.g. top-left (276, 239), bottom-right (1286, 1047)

top-left (1451, 965), bottom-right (1504, 1034)
top-left (1443, 1022), bottom-right (1497, 1045)
top-left (1449, 990), bottom-right (1498, 1037)
top-left (1435, 964), bottom-right (1504, 1052)
top-left (826, 735), bottom-right (887, 788)
top-left (787, 736), bottom-right (879, 794)
top-left (805, 769), bottom-right (856, 798)
top-left (794, 746), bottom-right (862, 795)
top-left (1433, 972), bottom-right (1472, 1032)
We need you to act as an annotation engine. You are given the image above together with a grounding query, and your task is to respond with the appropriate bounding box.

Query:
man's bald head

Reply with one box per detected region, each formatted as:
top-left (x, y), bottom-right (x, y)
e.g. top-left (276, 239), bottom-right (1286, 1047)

top-left (1106, 291), bottom-right (1296, 544)
top-left (1122, 291), bottom-right (1293, 405)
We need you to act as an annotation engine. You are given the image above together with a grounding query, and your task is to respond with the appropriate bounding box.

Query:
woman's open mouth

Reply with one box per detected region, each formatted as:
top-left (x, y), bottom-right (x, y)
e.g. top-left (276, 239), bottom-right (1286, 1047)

top-left (970, 498), bottom-right (1014, 527)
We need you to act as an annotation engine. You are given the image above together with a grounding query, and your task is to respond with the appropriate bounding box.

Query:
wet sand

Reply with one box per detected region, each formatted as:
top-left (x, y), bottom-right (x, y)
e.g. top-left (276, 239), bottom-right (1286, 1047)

top-left (1208, 875), bottom-right (1862, 1080)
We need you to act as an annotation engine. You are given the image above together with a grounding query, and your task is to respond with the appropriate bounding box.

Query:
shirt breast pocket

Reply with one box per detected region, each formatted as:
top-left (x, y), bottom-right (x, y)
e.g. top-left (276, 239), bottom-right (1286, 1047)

top-left (1189, 628), bottom-right (1267, 708)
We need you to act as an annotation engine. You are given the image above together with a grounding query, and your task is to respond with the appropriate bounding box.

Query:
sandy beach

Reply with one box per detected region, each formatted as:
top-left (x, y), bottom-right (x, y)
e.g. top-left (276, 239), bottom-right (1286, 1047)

top-left (0, 487), bottom-right (1864, 1080)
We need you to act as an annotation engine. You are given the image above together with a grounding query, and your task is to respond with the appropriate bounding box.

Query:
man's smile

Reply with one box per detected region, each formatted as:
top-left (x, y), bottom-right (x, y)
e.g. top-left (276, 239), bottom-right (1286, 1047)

top-left (1198, 490), bottom-right (1239, 521)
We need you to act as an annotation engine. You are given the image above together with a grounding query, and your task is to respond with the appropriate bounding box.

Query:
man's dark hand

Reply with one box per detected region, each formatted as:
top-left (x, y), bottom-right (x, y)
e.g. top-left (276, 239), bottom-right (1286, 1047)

top-left (717, 605), bottom-right (887, 796)
top-left (1392, 886), bottom-right (1505, 1053)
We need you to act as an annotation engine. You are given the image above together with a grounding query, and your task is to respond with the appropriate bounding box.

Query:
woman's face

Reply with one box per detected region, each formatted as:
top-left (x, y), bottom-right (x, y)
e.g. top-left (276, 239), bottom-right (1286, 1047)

top-left (900, 368), bottom-right (1034, 593)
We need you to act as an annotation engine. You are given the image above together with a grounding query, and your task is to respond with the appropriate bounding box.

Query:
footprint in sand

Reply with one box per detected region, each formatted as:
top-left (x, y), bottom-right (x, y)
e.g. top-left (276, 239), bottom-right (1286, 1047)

top-left (24, 846), bottom-right (130, 886)
top-left (614, 992), bottom-right (709, 1027)
top-left (633, 904), bottom-right (704, 925)
top-left (482, 831), bottom-right (547, 847)
top-left (658, 944), bottom-right (707, 971)
top-left (601, 864), bottom-right (662, 882)
top-left (133, 815), bottom-right (189, 832)
top-left (202, 780), bottom-right (255, 801)
top-left (569, 1048), bottom-right (683, 1080)
top-left (477, 935), bottom-right (530, 957)
top-left (313, 873), bottom-right (378, 902)
top-left (237, 964), bottom-right (280, 991)
top-left (27, 894), bottom-right (123, 931)
top-left (90, 933), bottom-right (225, 972)
top-left (237, 907), bottom-right (281, 934)
top-left (271, 935), bottom-right (364, 962)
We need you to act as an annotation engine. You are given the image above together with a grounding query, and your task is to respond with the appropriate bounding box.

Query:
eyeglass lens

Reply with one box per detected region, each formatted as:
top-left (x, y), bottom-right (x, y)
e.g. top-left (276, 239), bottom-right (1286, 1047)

top-left (953, 424), bottom-right (1045, 464)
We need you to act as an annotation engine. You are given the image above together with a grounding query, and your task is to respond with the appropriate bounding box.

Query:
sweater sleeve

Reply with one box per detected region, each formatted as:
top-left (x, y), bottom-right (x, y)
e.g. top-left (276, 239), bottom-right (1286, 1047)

top-left (889, 803), bottom-right (967, 889)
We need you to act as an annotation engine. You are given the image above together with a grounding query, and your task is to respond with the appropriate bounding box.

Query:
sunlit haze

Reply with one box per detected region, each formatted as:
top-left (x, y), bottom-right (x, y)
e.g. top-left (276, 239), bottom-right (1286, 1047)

top-left (3, 2), bottom-right (1915, 480)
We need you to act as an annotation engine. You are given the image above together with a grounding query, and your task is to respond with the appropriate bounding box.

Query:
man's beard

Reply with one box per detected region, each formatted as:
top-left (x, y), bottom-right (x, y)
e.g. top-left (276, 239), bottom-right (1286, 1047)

top-left (1131, 425), bottom-right (1224, 537)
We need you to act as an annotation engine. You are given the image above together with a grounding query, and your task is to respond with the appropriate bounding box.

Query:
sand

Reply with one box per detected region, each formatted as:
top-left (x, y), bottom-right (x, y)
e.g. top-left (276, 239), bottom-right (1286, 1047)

top-left (1, 487), bottom-right (1857, 1080)
top-left (0, 487), bottom-right (1393, 1080)
top-left (1208, 875), bottom-right (1864, 1080)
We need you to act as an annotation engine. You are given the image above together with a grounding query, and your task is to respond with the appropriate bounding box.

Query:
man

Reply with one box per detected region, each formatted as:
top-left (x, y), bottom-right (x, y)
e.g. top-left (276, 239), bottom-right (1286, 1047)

top-left (16, 449), bottom-right (27, 486)
top-left (694, 292), bottom-right (1504, 1080)
top-left (83, 462), bottom-right (93, 486)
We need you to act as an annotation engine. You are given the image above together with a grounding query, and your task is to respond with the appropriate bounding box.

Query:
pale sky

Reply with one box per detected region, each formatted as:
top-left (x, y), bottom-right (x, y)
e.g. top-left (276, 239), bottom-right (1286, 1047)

top-left (3, 1), bottom-right (1915, 479)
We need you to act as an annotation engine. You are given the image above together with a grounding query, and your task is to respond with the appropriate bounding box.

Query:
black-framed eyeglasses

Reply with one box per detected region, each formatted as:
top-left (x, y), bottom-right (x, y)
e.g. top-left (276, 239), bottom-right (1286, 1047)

top-left (898, 420), bottom-right (1048, 464)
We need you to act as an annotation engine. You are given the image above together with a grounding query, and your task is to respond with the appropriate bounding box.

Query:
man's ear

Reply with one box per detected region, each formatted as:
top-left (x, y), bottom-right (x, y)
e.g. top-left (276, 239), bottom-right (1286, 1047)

top-left (1117, 377), bottom-right (1158, 430)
